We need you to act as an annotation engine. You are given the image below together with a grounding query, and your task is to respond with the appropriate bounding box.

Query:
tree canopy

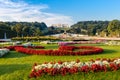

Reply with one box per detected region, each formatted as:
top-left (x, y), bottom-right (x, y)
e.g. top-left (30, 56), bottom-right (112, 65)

top-left (107, 20), bottom-right (120, 37)
top-left (0, 22), bottom-right (47, 38)
top-left (0, 20), bottom-right (120, 39)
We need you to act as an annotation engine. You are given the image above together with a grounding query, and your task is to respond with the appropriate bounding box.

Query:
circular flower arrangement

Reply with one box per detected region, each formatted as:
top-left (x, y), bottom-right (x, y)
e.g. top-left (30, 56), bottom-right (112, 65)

top-left (12, 45), bottom-right (103, 56)
top-left (29, 58), bottom-right (120, 78)
top-left (0, 48), bottom-right (9, 57)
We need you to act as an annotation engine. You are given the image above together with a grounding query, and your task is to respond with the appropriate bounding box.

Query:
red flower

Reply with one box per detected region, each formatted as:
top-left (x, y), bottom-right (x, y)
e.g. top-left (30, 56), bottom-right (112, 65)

top-left (80, 65), bottom-right (90, 73)
top-left (110, 63), bottom-right (118, 71)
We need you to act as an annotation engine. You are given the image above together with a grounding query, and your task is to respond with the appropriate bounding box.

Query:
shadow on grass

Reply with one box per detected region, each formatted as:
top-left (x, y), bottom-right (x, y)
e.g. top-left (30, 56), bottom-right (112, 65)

top-left (103, 49), bottom-right (117, 54)
top-left (0, 64), bottom-right (31, 76)
top-left (2, 51), bottom-right (29, 58)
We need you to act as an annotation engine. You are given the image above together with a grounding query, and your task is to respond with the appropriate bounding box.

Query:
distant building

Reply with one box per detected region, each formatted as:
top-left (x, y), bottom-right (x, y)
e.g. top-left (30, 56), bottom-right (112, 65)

top-left (51, 24), bottom-right (69, 28)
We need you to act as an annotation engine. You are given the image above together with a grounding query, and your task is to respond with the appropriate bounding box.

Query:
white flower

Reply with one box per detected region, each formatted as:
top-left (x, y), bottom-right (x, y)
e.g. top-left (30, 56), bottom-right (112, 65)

top-left (94, 60), bottom-right (102, 65)
top-left (66, 64), bottom-right (73, 68)
top-left (116, 61), bottom-right (120, 65)
top-left (85, 61), bottom-right (93, 67)
top-left (35, 65), bottom-right (42, 70)
top-left (113, 59), bottom-right (120, 64)
top-left (113, 60), bottom-right (117, 63)
top-left (74, 62), bottom-right (84, 68)
top-left (53, 63), bottom-right (62, 69)
top-left (102, 61), bottom-right (109, 65)
top-left (63, 62), bottom-right (69, 66)
top-left (70, 61), bottom-right (76, 65)
top-left (41, 64), bottom-right (47, 68)
top-left (47, 63), bottom-right (53, 68)
top-left (117, 59), bottom-right (120, 61)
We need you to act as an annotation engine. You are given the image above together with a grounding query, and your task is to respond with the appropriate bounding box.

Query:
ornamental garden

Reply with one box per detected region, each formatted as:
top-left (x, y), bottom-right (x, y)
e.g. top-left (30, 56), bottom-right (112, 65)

top-left (0, 38), bottom-right (120, 80)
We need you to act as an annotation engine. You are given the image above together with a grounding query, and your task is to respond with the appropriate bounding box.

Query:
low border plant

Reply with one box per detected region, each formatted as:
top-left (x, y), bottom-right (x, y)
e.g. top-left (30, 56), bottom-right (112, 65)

top-left (29, 58), bottom-right (120, 78)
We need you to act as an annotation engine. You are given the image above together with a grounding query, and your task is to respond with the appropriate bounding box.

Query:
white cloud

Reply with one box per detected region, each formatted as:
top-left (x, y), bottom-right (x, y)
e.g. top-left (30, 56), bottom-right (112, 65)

top-left (0, 0), bottom-right (74, 26)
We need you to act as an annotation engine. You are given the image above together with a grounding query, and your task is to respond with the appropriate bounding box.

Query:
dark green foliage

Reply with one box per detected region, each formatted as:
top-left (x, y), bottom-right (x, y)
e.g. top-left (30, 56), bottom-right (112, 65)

top-left (0, 22), bottom-right (16, 38)
top-left (46, 26), bottom-right (64, 35)
top-left (107, 20), bottom-right (120, 37)
top-left (0, 21), bottom-right (48, 38)
top-left (69, 21), bottom-right (109, 36)
top-left (1, 20), bottom-right (120, 38)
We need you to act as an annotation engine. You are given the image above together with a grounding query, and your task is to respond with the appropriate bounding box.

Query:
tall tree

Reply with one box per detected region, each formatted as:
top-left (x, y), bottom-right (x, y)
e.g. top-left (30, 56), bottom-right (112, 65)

top-left (107, 20), bottom-right (120, 37)
top-left (12, 23), bottom-right (24, 37)
top-left (34, 28), bottom-right (42, 36)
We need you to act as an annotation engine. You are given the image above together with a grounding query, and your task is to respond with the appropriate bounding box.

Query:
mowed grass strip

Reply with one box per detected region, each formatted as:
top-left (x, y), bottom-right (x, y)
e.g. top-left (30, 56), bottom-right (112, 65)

top-left (0, 43), bottom-right (120, 80)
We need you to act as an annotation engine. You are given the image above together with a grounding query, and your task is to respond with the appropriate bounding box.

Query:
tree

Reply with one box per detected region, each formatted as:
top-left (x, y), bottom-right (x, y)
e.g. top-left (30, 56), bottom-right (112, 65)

top-left (0, 22), bottom-right (16, 38)
top-left (107, 20), bottom-right (120, 37)
top-left (22, 26), bottom-right (30, 36)
top-left (34, 28), bottom-right (42, 36)
top-left (70, 21), bottom-right (109, 36)
top-left (12, 23), bottom-right (24, 37)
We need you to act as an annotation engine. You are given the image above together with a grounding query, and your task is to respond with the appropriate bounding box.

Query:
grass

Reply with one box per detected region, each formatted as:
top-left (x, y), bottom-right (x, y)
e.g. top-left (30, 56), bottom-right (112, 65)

top-left (0, 43), bottom-right (120, 80)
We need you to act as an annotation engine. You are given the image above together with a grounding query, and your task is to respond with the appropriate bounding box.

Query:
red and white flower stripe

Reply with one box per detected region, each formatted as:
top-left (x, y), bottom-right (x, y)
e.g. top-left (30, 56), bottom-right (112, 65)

top-left (29, 58), bottom-right (120, 78)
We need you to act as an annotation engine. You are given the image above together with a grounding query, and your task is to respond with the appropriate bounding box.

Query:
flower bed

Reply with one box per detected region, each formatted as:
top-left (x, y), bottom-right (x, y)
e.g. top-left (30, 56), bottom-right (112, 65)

top-left (6, 45), bottom-right (24, 50)
top-left (58, 40), bottom-right (104, 46)
top-left (14, 46), bottom-right (103, 56)
top-left (0, 48), bottom-right (9, 57)
top-left (5, 45), bottom-right (44, 50)
top-left (105, 41), bottom-right (120, 45)
top-left (29, 58), bottom-right (120, 78)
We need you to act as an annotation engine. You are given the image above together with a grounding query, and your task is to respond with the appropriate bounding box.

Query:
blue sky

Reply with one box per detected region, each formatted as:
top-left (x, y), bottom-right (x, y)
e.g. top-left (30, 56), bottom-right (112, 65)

top-left (0, 0), bottom-right (120, 26)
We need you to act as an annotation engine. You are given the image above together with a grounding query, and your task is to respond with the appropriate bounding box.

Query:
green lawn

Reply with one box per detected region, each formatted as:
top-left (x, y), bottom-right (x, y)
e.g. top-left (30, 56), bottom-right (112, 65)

top-left (0, 43), bottom-right (120, 80)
